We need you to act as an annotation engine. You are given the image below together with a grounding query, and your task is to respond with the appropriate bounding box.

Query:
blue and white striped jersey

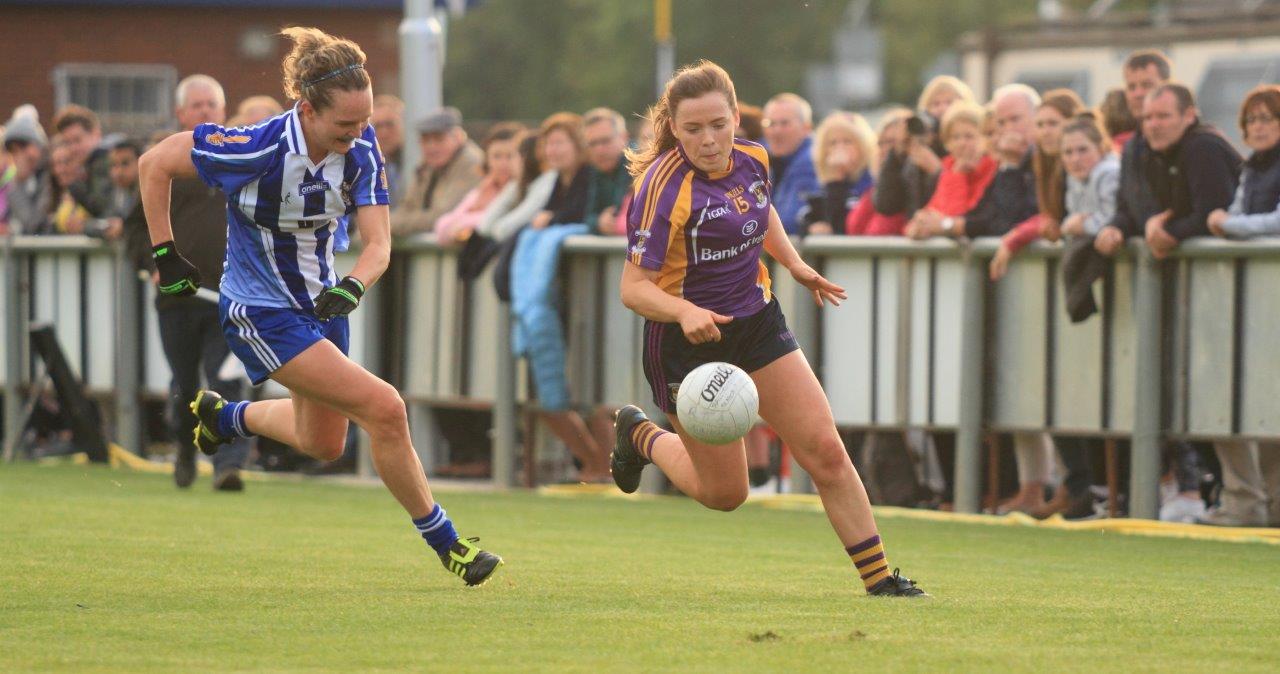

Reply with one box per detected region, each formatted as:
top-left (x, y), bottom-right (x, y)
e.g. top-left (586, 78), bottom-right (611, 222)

top-left (191, 104), bottom-right (390, 310)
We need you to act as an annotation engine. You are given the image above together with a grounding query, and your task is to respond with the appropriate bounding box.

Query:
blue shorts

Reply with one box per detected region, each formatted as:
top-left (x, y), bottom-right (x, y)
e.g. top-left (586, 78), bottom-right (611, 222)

top-left (219, 298), bottom-right (349, 385)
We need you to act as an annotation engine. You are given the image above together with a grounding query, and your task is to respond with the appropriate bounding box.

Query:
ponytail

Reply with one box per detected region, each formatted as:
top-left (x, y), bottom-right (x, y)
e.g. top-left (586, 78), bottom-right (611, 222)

top-left (280, 26), bottom-right (371, 110)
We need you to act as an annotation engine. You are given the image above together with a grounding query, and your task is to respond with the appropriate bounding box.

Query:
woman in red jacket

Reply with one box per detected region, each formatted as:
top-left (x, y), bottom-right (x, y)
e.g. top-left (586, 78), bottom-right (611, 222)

top-left (904, 102), bottom-right (996, 239)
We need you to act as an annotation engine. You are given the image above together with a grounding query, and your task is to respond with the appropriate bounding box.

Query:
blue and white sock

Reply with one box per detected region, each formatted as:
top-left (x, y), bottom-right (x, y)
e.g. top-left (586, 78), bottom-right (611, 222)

top-left (413, 504), bottom-right (459, 555)
top-left (216, 400), bottom-right (253, 439)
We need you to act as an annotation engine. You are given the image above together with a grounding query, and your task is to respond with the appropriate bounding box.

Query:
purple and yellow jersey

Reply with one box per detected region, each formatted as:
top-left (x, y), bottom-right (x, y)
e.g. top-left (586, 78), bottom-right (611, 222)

top-left (626, 139), bottom-right (773, 318)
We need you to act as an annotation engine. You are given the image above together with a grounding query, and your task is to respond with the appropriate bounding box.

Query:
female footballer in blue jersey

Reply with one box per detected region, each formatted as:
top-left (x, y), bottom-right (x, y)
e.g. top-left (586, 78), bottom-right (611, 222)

top-left (138, 27), bottom-right (501, 585)
top-left (611, 61), bottom-right (925, 597)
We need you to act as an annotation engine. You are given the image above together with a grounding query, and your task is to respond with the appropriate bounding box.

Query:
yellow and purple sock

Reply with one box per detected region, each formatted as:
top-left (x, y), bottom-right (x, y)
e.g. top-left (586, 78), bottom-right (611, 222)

top-left (847, 535), bottom-right (892, 592)
top-left (629, 420), bottom-right (669, 461)
top-left (216, 400), bottom-right (253, 438)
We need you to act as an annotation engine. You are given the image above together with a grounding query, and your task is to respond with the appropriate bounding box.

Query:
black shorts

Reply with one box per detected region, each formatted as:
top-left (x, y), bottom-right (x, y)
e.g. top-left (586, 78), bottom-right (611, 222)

top-left (642, 298), bottom-right (800, 414)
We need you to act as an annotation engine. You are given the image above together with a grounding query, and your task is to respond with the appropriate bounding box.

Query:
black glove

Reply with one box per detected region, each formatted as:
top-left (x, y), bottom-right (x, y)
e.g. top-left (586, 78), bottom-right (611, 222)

top-left (313, 276), bottom-right (365, 321)
top-left (152, 241), bottom-right (201, 297)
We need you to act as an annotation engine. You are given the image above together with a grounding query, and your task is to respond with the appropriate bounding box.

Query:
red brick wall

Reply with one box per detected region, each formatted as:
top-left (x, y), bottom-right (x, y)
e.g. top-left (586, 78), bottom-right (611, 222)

top-left (0, 6), bottom-right (402, 131)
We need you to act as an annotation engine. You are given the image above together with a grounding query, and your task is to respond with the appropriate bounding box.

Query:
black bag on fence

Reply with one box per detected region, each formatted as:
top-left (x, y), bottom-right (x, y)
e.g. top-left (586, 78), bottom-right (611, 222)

top-left (491, 225), bottom-right (526, 303)
top-left (456, 231), bottom-right (500, 282)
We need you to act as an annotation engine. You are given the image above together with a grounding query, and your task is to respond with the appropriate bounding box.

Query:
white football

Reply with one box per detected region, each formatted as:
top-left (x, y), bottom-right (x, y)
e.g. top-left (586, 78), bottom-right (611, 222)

top-left (675, 362), bottom-right (759, 445)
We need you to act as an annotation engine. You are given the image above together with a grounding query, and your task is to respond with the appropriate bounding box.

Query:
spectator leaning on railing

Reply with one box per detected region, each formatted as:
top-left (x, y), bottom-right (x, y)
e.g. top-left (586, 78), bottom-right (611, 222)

top-left (1208, 84), bottom-right (1280, 240)
top-left (1195, 84), bottom-right (1280, 528)
top-left (1094, 49), bottom-right (1170, 257)
top-left (989, 88), bottom-right (1086, 279)
top-left (1140, 83), bottom-right (1242, 259)
top-left (506, 112), bottom-right (612, 483)
top-left (909, 82), bottom-right (1042, 241)
top-left (48, 139), bottom-right (90, 235)
top-left (875, 76), bottom-right (975, 223)
top-left (763, 92), bottom-right (819, 234)
top-left (390, 106), bottom-right (482, 237)
top-left (52, 104), bottom-right (112, 220)
top-left (844, 108), bottom-right (911, 236)
top-left (434, 122), bottom-right (526, 246)
top-left (480, 133), bottom-right (555, 244)
top-left (805, 111), bottom-right (876, 236)
top-left (581, 107), bottom-right (630, 235)
top-left (903, 101), bottom-right (995, 239)
top-left (108, 138), bottom-right (149, 271)
top-left (2, 105), bottom-right (51, 234)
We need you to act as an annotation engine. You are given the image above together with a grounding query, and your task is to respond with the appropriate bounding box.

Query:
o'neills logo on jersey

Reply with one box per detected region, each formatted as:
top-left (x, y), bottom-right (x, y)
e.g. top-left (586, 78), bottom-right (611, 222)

top-left (698, 230), bottom-right (766, 262)
top-left (300, 180), bottom-right (331, 196)
top-left (700, 365), bottom-right (735, 402)
top-left (205, 132), bottom-right (251, 146)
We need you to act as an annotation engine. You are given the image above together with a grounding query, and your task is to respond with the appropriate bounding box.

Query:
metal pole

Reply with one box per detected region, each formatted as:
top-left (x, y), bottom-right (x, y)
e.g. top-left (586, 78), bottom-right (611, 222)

top-left (953, 247), bottom-right (987, 513)
top-left (493, 306), bottom-right (517, 488)
top-left (3, 235), bottom-right (24, 461)
top-left (399, 0), bottom-right (445, 194)
top-left (654, 0), bottom-right (675, 96)
top-left (113, 244), bottom-right (141, 456)
top-left (1130, 247), bottom-right (1164, 520)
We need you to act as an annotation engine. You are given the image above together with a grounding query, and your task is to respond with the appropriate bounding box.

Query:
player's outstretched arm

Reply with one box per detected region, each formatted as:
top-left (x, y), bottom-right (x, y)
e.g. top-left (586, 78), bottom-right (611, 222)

top-left (139, 131), bottom-right (202, 296)
top-left (619, 262), bottom-right (731, 344)
top-left (349, 204), bottom-right (391, 289)
top-left (139, 131), bottom-right (198, 247)
top-left (761, 205), bottom-right (847, 307)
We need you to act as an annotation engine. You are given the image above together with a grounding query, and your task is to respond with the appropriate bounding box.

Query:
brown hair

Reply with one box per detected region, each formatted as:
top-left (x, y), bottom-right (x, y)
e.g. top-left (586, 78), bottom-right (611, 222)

top-left (280, 26), bottom-right (371, 111)
top-left (1238, 84), bottom-right (1280, 141)
top-left (538, 112), bottom-right (586, 159)
top-left (1062, 112), bottom-right (1113, 154)
top-left (737, 103), bottom-right (763, 141)
top-left (627, 60), bottom-right (737, 178)
top-left (52, 104), bottom-right (99, 135)
top-left (1099, 87), bottom-right (1137, 139)
top-left (1124, 49), bottom-right (1172, 80)
top-left (1034, 89), bottom-right (1085, 220)
top-left (480, 121), bottom-right (526, 173)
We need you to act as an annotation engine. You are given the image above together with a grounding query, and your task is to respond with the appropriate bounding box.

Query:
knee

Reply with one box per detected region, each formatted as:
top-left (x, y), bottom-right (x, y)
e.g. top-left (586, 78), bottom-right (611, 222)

top-left (360, 384), bottom-right (408, 435)
top-left (802, 433), bottom-right (854, 482)
top-left (701, 486), bottom-right (748, 512)
top-left (299, 434), bottom-right (346, 463)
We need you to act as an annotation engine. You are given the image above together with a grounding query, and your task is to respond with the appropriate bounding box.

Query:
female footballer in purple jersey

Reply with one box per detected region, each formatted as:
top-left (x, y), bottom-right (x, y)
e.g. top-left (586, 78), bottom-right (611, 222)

top-left (610, 61), bottom-right (925, 598)
top-left (138, 27), bottom-right (500, 585)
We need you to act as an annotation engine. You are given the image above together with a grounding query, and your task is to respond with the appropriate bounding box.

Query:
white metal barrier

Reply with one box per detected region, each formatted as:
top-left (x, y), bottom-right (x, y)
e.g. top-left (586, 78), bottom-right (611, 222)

top-left (7, 233), bottom-right (1280, 519)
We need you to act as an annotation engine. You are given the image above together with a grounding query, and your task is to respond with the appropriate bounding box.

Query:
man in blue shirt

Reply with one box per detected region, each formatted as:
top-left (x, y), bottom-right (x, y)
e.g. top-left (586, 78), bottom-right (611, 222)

top-left (763, 93), bottom-right (820, 234)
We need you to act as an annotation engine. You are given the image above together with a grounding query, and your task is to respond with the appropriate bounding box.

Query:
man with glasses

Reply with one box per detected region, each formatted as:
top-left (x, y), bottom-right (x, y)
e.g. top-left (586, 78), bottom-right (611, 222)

top-left (371, 94), bottom-right (405, 202)
top-left (582, 107), bottom-right (630, 235)
top-left (762, 93), bottom-right (819, 234)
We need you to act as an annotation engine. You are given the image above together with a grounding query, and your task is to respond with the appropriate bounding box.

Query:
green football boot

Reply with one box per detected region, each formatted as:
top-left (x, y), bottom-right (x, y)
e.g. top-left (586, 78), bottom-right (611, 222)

top-left (440, 537), bottom-right (503, 587)
top-left (189, 389), bottom-right (232, 457)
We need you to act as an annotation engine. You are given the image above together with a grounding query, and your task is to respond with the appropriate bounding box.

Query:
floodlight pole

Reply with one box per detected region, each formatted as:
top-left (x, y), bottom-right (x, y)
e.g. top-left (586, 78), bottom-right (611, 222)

top-left (655, 0), bottom-right (675, 95)
top-left (399, 0), bottom-right (445, 194)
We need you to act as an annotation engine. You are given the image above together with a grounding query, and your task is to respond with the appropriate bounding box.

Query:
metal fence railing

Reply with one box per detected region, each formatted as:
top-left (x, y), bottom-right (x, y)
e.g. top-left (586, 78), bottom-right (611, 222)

top-left (5, 233), bottom-right (1278, 519)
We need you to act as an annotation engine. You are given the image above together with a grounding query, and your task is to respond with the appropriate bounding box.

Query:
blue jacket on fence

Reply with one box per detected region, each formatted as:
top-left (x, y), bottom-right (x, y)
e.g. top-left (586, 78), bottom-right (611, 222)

top-left (770, 135), bottom-right (820, 235)
top-left (510, 222), bottom-right (590, 412)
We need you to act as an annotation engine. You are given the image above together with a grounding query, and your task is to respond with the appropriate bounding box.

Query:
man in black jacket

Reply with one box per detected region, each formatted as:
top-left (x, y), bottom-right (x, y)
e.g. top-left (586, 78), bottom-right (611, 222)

top-left (162, 74), bottom-right (251, 491)
top-left (1140, 83), bottom-right (1242, 258)
top-left (1095, 50), bottom-right (1170, 256)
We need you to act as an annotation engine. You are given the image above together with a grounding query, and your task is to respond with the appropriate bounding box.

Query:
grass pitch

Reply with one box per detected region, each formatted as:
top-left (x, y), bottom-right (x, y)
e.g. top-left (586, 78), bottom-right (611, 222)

top-left (2, 463), bottom-right (1278, 673)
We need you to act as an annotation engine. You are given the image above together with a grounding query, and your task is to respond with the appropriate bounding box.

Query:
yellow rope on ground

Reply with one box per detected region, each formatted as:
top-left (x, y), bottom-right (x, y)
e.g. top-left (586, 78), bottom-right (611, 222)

top-left (539, 483), bottom-right (1280, 546)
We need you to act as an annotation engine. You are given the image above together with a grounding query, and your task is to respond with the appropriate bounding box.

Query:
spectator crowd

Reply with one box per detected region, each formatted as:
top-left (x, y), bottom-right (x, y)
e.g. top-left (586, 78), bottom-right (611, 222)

top-left (2, 48), bottom-right (1277, 527)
